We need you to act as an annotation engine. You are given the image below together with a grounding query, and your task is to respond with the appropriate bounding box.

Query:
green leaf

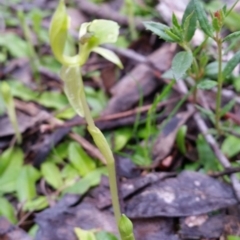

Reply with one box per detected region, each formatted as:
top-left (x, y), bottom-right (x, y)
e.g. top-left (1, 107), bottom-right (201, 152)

top-left (228, 236), bottom-right (240, 240)
top-left (38, 91), bottom-right (68, 110)
top-left (143, 21), bottom-right (176, 42)
top-left (182, 0), bottom-right (197, 41)
top-left (16, 165), bottom-right (41, 202)
top-left (92, 47), bottom-right (123, 69)
top-left (222, 51), bottom-right (240, 78)
top-left (68, 142), bottom-right (96, 176)
top-left (113, 128), bottom-right (132, 152)
top-left (75, 228), bottom-right (96, 240)
top-left (0, 147), bottom-right (15, 176)
top-left (176, 125), bottom-right (187, 154)
top-left (63, 167), bottom-right (106, 194)
top-left (194, 0), bottom-right (214, 37)
top-left (197, 79), bottom-right (217, 90)
top-left (0, 197), bottom-right (17, 224)
top-left (60, 66), bottom-right (85, 117)
top-left (222, 134), bottom-right (240, 158)
top-left (165, 29), bottom-right (182, 42)
top-left (95, 232), bottom-right (118, 240)
top-left (24, 196), bottom-right (48, 212)
top-left (220, 99), bottom-right (235, 117)
top-left (223, 31), bottom-right (240, 42)
top-left (172, 51), bottom-right (193, 80)
top-left (172, 13), bottom-right (181, 29)
top-left (118, 214), bottom-right (135, 240)
top-left (41, 162), bottom-right (63, 189)
top-left (0, 33), bottom-right (30, 58)
top-left (205, 61), bottom-right (227, 78)
top-left (0, 148), bottom-right (24, 194)
top-left (197, 134), bottom-right (220, 172)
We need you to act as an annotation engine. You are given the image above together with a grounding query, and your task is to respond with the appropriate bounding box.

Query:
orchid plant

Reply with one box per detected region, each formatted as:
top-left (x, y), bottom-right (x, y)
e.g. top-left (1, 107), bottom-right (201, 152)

top-left (49, 0), bottom-right (134, 239)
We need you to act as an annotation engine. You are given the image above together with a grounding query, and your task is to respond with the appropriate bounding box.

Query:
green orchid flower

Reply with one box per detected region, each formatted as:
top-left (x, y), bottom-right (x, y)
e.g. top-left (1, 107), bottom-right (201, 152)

top-left (49, 0), bottom-right (122, 68)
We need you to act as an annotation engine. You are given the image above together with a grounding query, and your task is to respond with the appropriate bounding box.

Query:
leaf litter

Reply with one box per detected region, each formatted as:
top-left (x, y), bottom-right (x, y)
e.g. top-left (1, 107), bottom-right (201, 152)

top-left (1, 0), bottom-right (240, 239)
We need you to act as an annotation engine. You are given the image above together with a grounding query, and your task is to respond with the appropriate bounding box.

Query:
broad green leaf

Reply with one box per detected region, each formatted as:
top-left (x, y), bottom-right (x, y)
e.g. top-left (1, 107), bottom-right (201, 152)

top-left (95, 231), bottom-right (118, 240)
top-left (0, 197), bottom-right (17, 224)
top-left (197, 134), bottom-right (220, 172)
top-left (16, 165), bottom-right (41, 202)
top-left (113, 128), bottom-right (132, 152)
top-left (0, 148), bottom-right (24, 194)
top-left (75, 228), bottom-right (96, 240)
top-left (205, 61), bottom-right (227, 78)
top-left (143, 21), bottom-right (176, 42)
top-left (7, 80), bottom-right (38, 101)
top-left (197, 80), bottom-right (217, 90)
top-left (63, 167), bottom-right (107, 194)
top-left (223, 31), bottom-right (240, 42)
top-left (222, 134), bottom-right (240, 158)
top-left (176, 125), bottom-right (187, 154)
top-left (220, 99), bottom-right (235, 117)
top-left (182, 0), bottom-right (197, 41)
top-left (24, 196), bottom-right (48, 211)
top-left (41, 162), bottom-right (63, 189)
top-left (0, 147), bottom-right (15, 176)
top-left (222, 51), bottom-right (240, 78)
top-left (60, 66), bottom-right (85, 117)
top-left (228, 236), bottom-right (240, 240)
top-left (92, 47), bottom-right (123, 69)
top-left (38, 91), bottom-right (68, 110)
top-left (68, 142), bottom-right (96, 176)
top-left (118, 214), bottom-right (135, 240)
top-left (194, 0), bottom-right (214, 37)
top-left (0, 33), bottom-right (29, 58)
top-left (61, 164), bottom-right (79, 184)
top-left (172, 51), bottom-right (193, 80)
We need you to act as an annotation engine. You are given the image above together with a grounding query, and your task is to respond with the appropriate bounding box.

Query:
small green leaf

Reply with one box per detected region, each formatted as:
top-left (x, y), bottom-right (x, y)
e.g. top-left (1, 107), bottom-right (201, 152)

top-left (228, 236), bottom-right (240, 240)
top-left (223, 31), bottom-right (240, 42)
top-left (172, 51), bottom-right (193, 80)
top-left (220, 99), bottom-right (235, 117)
top-left (0, 197), bottom-right (17, 224)
top-left (68, 142), bottom-right (96, 176)
top-left (165, 29), bottom-right (182, 42)
top-left (75, 228), bottom-right (96, 240)
top-left (143, 21), bottom-right (176, 42)
top-left (92, 47), bottom-right (123, 69)
top-left (41, 162), bottom-right (63, 189)
top-left (118, 214), bottom-right (135, 240)
top-left (63, 167), bottom-right (106, 194)
top-left (0, 147), bottom-right (15, 176)
top-left (222, 134), bottom-right (240, 158)
top-left (60, 66), bottom-right (85, 117)
top-left (172, 13), bottom-right (181, 29)
top-left (24, 196), bottom-right (48, 212)
top-left (16, 165), bottom-right (41, 202)
top-left (176, 125), bottom-right (187, 155)
top-left (194, 0), bottom-right (214, 37)
top-left (0, 148), bottom-right (24, 194)
top-left (113, 127), bottom-right (132, 152)
top-left (197, 134), bottom-right (220, 172)
top-left (95, 231), bottom-right (118, 240)
top-left (222, 51), bottom-right (240, 78)
top-left (197, 80), bottom-right (217, 90)
top-left (182, 0), bottom-right (197, 41)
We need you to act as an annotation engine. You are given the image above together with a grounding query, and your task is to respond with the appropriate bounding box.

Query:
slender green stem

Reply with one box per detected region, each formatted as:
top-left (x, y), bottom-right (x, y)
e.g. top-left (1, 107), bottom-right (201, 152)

top-left (80, 75), bottom-right (122, 225)
top-left (216, 38), bottom-right (223, 134)
top-left (107, 162), bottom-right (122, 223)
